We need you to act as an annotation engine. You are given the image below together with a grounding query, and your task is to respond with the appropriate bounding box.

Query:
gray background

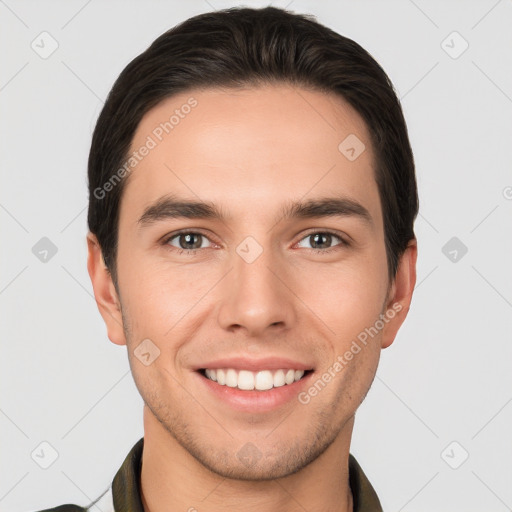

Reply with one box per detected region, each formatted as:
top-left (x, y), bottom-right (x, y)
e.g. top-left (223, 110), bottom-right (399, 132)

top-left (1, 0), bottom-right (511, 511)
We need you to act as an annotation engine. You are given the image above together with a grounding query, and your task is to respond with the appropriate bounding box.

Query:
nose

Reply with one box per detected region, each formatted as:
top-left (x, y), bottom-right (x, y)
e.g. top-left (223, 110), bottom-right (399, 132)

top-left (216, 243), bottom-right (298, 336)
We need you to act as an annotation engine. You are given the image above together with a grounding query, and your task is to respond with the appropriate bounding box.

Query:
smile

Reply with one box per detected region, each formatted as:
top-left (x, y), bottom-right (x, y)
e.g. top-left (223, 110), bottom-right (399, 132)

top-left (202, 368), bottom-right (308, 391)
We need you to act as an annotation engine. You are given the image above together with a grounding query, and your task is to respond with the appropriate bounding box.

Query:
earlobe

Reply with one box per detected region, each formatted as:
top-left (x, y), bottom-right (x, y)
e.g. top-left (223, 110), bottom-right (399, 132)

top-left (86, 232), bottom-right (127, 346)
top-left (381, 239), bottom-right (418, 349)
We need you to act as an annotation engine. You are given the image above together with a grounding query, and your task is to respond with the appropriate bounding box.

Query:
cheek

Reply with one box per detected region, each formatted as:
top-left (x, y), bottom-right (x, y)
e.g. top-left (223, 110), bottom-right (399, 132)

top-left (116, 251), bottom-right (224, 353)
top-left (117, 226), bottom-right (389, 343)
top-left (292, 252), bottom-right (388, 342)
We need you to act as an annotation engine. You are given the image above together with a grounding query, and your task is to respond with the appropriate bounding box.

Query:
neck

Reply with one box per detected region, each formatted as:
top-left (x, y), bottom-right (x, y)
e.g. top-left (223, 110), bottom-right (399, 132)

top-left (140, 405), bottom-right (354, 512)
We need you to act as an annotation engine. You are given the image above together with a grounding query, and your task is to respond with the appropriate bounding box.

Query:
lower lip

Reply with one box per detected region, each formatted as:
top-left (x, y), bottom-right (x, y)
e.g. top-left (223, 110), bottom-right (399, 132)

top-left (195, 371), bottom-right (313, 413)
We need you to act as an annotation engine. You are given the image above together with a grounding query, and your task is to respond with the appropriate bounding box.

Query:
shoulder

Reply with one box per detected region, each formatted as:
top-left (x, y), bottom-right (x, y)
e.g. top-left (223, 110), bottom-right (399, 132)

top-left (348, 453), bottom-right (383, 512)
top-left (33, 506), bottom-right (86, 512)
top-left (32, 485), bottom-right (114, 512)
top-left (29, 439), bottom-right (139, 512)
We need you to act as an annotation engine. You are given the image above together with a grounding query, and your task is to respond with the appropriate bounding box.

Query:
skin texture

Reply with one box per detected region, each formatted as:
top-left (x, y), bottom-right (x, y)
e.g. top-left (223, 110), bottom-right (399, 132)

top-left (87, 85), bottom-right (417, 512)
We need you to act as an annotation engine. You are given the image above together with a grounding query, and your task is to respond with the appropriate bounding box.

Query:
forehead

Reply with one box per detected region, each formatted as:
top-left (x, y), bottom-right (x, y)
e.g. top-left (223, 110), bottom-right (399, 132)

top-left (120, 85), bottom-right (381, 229)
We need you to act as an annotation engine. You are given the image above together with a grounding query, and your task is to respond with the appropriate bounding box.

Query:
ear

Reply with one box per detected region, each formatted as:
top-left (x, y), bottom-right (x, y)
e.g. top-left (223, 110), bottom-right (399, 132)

top-left (86, 232), bottom-right (127, 346)
top-left (381, 239), bottom-right (417, 349)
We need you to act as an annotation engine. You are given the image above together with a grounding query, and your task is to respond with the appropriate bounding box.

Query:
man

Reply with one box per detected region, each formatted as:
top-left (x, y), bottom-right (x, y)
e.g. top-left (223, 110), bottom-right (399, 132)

top-left (40, 5), bottom-right (418, 511)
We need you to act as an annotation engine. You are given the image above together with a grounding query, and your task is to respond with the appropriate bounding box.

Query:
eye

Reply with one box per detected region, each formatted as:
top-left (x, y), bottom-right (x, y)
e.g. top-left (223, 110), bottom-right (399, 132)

top-left (296, 231), bottom-right (348, 252)
top-left (164, 231), bottom-right (213, 252)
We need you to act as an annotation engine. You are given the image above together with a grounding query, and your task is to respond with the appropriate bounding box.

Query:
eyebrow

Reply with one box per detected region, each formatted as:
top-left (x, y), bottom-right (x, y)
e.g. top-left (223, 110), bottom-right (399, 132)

top-left (137, 194), bottom-right (373, 227)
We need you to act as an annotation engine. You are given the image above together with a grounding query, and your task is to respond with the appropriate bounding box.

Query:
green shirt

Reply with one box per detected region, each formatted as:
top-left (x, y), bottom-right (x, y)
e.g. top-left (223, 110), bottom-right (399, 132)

top-left (37, 437), bottom-right (383, 511)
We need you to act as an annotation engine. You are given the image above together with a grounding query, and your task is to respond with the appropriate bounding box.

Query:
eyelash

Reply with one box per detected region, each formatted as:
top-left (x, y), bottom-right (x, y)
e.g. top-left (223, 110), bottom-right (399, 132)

top-left (161, 230), bottom-right (214, 256)
top-left (297, 230), bottom-right (350, 254)
top-left (161, 229), bottom-right (350, 256)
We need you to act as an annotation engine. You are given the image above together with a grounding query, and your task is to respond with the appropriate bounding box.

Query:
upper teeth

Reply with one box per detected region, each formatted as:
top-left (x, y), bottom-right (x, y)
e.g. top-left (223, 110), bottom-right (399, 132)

top-left (204, 368), bottom-right (305, 391)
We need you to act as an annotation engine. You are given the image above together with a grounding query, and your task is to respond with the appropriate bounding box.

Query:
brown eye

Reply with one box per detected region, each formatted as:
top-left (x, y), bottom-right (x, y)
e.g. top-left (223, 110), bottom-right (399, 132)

top-left (166, 232), bottom-right (211, 251)
top-left (310, 233), bottom-right (333, 249)
top-left (296, 231), bottom-right (346, 251)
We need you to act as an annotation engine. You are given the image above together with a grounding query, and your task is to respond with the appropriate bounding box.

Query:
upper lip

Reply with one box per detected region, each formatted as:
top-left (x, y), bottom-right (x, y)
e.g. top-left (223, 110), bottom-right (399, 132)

top-left (195, 356), bottom-right (314, 372)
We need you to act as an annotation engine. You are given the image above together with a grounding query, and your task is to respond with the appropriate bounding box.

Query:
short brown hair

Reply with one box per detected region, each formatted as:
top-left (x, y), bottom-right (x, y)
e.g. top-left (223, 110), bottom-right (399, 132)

top-left (88, 6), bottom-right (418, 286)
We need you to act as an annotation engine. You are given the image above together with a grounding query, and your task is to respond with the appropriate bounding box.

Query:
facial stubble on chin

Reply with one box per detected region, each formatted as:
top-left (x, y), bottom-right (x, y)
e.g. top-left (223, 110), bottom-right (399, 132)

top-left (127, 343), bottom-right (371, 480)
top-left (117, 284), bottom-right (383, 481)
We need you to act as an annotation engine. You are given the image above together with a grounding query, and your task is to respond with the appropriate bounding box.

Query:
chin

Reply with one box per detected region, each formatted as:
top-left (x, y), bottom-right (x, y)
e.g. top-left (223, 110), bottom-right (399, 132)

top-left (169, 418), bottom-right (340, 482)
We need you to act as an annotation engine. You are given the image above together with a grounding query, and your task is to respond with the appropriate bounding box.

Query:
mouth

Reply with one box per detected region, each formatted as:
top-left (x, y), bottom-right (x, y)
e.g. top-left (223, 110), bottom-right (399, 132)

top-left (193, 357), bottom-right (315, 412)
top-left (196, 367), bottom-right (314, 412)
top-left (199, 368), bottom-right (312, 391)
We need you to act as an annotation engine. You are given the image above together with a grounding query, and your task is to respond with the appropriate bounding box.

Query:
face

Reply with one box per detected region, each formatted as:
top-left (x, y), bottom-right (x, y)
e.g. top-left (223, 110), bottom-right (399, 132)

top-left (89, 85), bottom-right (415, 480)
